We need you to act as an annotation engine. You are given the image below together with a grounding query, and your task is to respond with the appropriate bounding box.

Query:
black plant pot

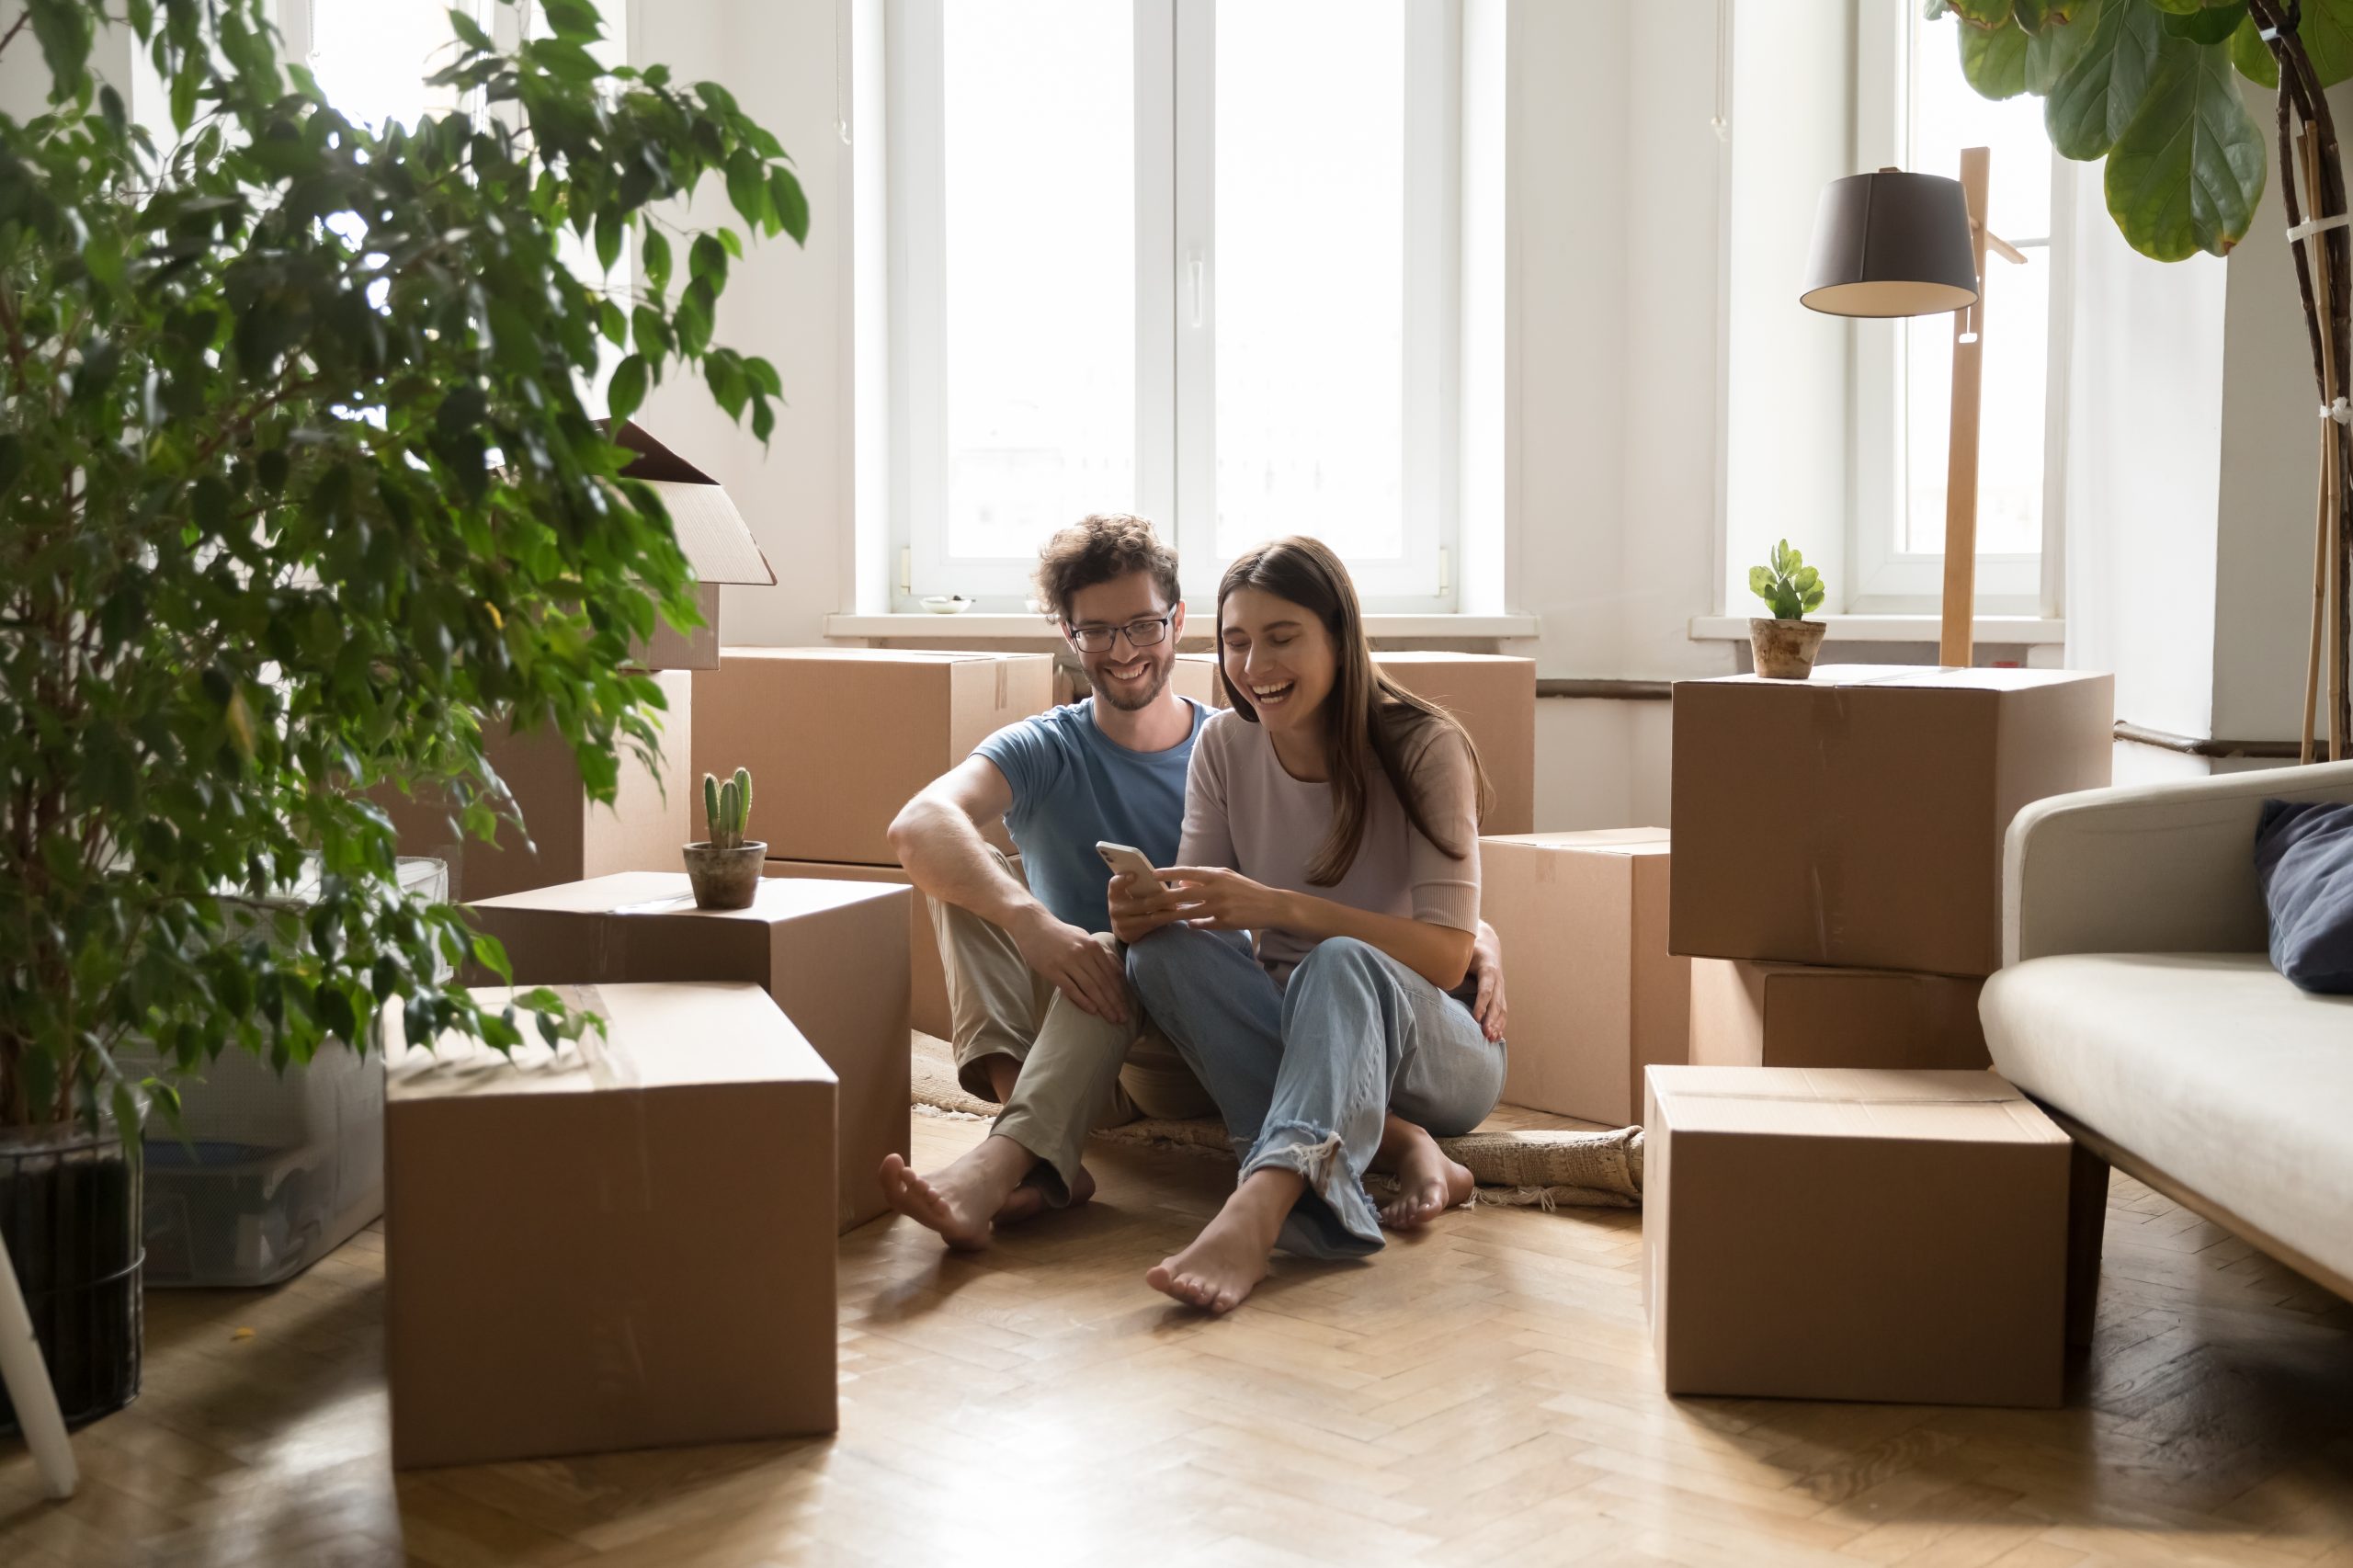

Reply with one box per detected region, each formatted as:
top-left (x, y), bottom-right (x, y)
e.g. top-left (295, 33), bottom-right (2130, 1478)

top-left (0, 1112), bottom-right (144, 1434)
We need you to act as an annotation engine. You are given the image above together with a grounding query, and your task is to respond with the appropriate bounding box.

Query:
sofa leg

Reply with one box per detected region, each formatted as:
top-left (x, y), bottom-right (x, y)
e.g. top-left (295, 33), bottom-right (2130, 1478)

top-left (2065, 1139), bottom-right (2110, 1349)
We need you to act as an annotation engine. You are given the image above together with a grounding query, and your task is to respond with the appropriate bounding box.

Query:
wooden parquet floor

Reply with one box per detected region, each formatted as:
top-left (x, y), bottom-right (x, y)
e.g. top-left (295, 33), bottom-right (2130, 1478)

top-left (4, 1105), bottom-right (2352, 1567)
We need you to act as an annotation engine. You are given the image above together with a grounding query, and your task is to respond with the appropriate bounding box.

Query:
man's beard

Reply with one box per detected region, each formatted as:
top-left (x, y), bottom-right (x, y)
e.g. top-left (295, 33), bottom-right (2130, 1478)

top-left (1093, 657), bottom-right (1171, 711)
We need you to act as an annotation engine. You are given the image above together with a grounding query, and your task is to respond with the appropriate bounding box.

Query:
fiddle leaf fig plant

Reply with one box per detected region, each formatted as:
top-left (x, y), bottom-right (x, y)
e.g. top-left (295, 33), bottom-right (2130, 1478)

top-left (1749, 540), bottom-right (1827, 621)
top-left (0, 0), bottom-right (806, 1129)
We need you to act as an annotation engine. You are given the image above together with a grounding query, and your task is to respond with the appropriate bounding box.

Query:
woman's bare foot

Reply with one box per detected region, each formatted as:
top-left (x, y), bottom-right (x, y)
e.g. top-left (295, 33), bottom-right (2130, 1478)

top-left (1146, 1168), bottom-right (1302, 1313)
top-left (1378, 1122), bottom-right (1473, 1230)
top-left (878, 1134), bottom-right (1035, 1250)
top-left (991, 1163), bottom-right (1097, 1228)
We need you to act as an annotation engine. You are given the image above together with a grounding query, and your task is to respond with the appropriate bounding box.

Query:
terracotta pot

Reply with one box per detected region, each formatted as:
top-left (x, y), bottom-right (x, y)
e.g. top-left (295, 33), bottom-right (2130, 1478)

top-left (1749, 618), bottom-right (1827, 680)
top-left (682, 840), bottom-right (767, 910)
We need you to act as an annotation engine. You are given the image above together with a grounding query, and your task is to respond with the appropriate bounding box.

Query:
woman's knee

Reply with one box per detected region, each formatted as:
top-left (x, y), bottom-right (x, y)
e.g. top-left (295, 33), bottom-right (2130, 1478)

top-left (1289, 936), bottom-right (1387, 1002)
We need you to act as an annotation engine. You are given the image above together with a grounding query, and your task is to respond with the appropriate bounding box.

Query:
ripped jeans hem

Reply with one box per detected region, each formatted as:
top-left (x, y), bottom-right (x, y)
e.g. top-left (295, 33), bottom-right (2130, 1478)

top-left (1242, 1120), bottom-right (1384, 1259)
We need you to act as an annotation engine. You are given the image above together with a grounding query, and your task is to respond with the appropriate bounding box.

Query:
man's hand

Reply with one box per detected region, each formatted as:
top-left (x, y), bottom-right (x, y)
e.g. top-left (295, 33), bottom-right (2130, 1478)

top-left (1009, 906), bottom-right (1130, 1024)
top-left (1468, 920), bottom-right (1507, 1043)
top-left (1108, 869), bottom-right (1197, 946)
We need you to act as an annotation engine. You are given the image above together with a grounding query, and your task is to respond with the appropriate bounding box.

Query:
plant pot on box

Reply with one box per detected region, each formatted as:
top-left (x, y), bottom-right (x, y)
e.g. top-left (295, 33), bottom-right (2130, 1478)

top-left (686, 766), bottom-right (765, 909)
top-left (1746, 540), bottom-right (1828, 680)
top-left (1749, 618), bottom-right (1827, 680)
top-left (683, 839), bottom-right (767, 909)
top-left (0, 1105), bottom-right (145, 1435)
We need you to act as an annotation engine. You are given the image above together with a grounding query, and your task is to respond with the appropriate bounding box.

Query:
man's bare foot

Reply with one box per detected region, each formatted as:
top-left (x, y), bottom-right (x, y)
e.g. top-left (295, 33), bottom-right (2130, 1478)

top-left (878, 1134), bottom-right (1034, 1251)
top-left (1146, 1169), bottom-right (1302, 1313)
top-left (991, 1163), bottom-right (1097, 1228)
top-left (1378, 1122), bottom-right (1473, 1230)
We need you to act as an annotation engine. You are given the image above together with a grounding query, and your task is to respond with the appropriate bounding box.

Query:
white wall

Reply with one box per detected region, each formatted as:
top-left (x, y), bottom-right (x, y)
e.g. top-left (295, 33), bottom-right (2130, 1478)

top-left (631, 0), bottom-right (852, 651)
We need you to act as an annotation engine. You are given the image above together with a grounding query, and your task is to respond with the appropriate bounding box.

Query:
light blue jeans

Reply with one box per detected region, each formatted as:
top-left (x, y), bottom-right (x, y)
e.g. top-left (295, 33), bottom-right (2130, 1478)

top-left (1126, 925), bottom-right (1506, 1259)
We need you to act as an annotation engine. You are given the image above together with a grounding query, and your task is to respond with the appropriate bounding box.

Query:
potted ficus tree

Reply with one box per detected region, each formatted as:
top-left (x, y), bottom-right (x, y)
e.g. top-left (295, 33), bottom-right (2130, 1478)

top-left (0, 0), bottom-right (802, 1429)
top-left (1934, 0), bottom-right (2353, 751)
top-left (1749, 540), bottom-right (1829, 678)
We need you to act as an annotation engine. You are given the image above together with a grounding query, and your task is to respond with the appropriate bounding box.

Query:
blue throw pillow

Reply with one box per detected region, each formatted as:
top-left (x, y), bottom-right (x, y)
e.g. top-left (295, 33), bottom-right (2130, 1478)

top-left (2256, 798), bottom-right (2353, 994)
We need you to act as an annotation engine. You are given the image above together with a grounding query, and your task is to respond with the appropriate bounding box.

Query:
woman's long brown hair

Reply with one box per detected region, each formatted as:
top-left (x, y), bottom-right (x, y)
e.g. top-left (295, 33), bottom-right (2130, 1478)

top-left (1216, 537), bottom-right (1493, 886)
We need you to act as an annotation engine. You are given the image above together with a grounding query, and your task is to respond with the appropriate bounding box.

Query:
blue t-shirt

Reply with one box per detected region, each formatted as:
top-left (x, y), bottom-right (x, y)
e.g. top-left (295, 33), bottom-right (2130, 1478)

top-left (973, 699), bottom-right (1205, 935)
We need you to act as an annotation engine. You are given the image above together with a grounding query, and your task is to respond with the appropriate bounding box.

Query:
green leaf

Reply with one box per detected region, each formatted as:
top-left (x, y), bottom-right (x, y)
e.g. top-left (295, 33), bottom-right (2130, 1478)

top-left (770, 169), bottom-right (810, 244)
top-left (608, 353), bottom-right (648, 422)
top-left (1949, 0), bottom-right (2012, 24)
top-left (2284, 0), bottom-right (2353, 86)
top-left (2105, 39), bottom-right (2267, 259)
top-left (449, 7), bottom-right (494, 52)
top-left (2163, 2), bottom-right (2245, 44)
top-left (2014, 0), bottom-right (2056, 35)
top-left (1748, 565), bottom-right (1775, 600)
top-left (471, 934), bottom-right (514, 985)
top-left (641, 227), bottom-right (672, 293)
top-left (2046, 0), bottom-right (2169, 159)
top-left (595, 207), bottom-right (622, 275)
top-left (2027, 0), bottom-right (2105, 92)
top-left (1961, 17), bottom-right (2032, 97)
top-left (2229, 10), bottom-right (2279, 86)
top-left (28, 0), bottom-right (94, 97)
top-left (724, 150), bottom-right (769, 231)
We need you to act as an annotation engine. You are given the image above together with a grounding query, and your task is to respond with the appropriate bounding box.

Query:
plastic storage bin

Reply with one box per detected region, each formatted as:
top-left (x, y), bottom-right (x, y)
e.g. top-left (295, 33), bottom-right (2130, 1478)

top-left (141, 858), bottom-right (446, 1288)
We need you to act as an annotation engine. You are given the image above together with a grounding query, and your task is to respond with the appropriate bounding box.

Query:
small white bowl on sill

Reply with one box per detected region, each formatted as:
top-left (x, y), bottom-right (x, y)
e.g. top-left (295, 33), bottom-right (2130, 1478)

top-left (919, 595), bottom-right (972, 615)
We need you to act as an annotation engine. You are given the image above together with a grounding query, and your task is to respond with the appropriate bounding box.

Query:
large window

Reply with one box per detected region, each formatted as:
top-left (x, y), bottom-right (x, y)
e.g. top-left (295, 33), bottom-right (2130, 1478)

top-left (889, 0), bottom-right (1461, 610)
top-left (1854, 4), bottom-right (2064, 614)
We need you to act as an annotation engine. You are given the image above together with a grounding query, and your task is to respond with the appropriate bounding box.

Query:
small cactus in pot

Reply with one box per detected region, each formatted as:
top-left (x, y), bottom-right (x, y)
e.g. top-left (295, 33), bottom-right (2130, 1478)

top-left (684, 766), bottom-right (765, 908)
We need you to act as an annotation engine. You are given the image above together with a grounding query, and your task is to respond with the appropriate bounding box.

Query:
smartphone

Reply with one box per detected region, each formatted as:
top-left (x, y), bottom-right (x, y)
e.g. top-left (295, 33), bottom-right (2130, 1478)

top-left (1095, 841), bottom-right (1161, 884)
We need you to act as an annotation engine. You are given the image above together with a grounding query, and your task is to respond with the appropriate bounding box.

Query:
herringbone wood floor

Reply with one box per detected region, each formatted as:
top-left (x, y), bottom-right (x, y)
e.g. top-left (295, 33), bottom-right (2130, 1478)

top-left (4, 1103), bottom-right (2351, 1567)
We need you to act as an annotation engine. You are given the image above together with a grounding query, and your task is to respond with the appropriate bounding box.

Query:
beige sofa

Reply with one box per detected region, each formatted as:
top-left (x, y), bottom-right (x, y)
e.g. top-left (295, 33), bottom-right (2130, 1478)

top-left (1979, 759), bottom-right (2353, 1340)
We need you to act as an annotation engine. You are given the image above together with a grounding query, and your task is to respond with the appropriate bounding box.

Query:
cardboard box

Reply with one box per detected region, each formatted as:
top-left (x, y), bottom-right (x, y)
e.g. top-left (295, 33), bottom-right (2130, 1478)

top-left (1372, 653), bottom-right (1538, 835)
top-left (385, 982), bottom-right (836, 1467)
top-left (764, 858), bottom-right (949, 1041)
top-left (610, 422), bottom-right (776, 671)
top-left (1174, 651), bottom-right (1225, 708)
top-left (1480, 830), bottom-right (1686, 1125)
top-left (463, 871), bottom-right (910, 1233)
top-left (1643, 1065), bottom-right (2067, 1407)
top-left (1689, 959), bottom-right (1989, 1072)
top-left (375, 668), bottom-right (691, 904)
top-left (1668, 666), bottom-right (2113, 976)
top-left (693, 649), bottom-right (1054, 865)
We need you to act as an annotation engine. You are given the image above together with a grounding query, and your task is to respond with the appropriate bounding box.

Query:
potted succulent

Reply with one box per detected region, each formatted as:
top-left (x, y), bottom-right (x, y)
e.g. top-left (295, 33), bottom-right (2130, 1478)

top-left (1, 0), bottom-right (803, 1434)
top-left (1749, 540), bottom-right (1828, 680)
top-left (686, 768), bottom-right (765, 909)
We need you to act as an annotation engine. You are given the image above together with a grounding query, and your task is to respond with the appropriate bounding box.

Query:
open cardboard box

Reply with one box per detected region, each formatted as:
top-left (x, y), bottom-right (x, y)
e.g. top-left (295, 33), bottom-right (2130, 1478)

top-left (610, 421), bottom-right (776, 672)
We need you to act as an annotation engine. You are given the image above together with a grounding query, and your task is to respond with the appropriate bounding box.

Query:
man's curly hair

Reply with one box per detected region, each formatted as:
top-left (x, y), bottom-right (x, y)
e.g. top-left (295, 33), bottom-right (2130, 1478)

top-left (1032, 513), bottom-right (1181, 623)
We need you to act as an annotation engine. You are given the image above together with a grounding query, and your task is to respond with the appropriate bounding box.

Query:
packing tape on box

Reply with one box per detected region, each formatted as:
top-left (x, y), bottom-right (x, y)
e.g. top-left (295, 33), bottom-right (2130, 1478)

top-left (1802, 684), bottom-right (1856, 962)
top-left (550, 984), bottom-right (655, 1213)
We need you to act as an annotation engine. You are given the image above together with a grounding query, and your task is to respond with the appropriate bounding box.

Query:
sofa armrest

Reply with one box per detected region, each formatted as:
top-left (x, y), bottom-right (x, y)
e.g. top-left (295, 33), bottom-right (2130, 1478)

top-left (2003, 759), bottom-right (2353, 965)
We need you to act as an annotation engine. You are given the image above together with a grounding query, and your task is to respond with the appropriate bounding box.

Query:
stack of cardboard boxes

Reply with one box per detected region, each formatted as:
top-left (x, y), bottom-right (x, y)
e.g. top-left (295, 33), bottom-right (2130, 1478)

top-left (695, 646), bottom-right (1056, 1040)
top-left (1645, 665), bottom-right (2115, 1406)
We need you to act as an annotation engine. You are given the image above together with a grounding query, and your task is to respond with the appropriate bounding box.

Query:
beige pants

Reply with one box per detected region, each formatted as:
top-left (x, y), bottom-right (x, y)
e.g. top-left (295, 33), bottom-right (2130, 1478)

top-left (931, 848), bottom-right (1214, 1203)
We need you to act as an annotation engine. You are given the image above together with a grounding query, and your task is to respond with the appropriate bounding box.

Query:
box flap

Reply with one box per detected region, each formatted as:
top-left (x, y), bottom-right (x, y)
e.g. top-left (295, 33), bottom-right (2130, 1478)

top-left (1691, 665), bottom-right (2098, 695)
top-left (1647, 1065), bottom-right (2062, 1145)
top-left (387, 981), bottom-right (834, 1097)
top-left (608, 421), bottom-right (775, 587)
top-left (720, 646), bottom-right (1051, 666)
top-left (1484, 827), bottom-right (1671, 856)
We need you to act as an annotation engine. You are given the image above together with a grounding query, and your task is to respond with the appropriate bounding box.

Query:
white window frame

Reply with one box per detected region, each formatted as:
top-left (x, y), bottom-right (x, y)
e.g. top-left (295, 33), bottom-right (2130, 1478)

top-left (886, 0), bottom-right (1461, 613)
top-left (1850, 2), bottom-right (2066, 618)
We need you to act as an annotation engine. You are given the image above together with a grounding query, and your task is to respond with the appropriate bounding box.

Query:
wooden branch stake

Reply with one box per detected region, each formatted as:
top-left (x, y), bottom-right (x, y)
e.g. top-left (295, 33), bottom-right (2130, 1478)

top-left (1941, 147), bottom-right (1992, 669)
top-left (2302, 121), bottom-right (2333, 766)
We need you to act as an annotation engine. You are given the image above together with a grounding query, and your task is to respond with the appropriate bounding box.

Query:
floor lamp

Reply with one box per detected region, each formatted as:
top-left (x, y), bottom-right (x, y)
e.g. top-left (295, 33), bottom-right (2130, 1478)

top-left (1801, 151), bottom-right (2026, 667)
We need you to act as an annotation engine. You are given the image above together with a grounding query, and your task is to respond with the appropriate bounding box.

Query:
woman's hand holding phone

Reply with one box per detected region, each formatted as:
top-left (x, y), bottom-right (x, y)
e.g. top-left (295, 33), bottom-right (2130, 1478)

top-left (1152, 866), bottom-right (1294, 936)
top-left (1107, 866), bottom-right (1196, 944)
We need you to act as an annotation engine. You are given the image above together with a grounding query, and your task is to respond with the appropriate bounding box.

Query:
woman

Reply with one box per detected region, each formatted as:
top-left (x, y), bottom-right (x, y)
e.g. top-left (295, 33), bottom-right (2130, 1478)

top-left (1113, 536), bottom-right (1506, 1313)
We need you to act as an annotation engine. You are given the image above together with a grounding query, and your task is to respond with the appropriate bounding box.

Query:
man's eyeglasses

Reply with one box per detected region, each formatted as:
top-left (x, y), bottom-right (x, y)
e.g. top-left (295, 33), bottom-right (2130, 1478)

top-left (1066, 614), bottom-right (1173, 653)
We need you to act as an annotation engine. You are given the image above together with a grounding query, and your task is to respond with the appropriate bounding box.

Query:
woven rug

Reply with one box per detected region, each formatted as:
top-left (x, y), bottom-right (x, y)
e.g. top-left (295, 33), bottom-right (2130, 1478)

top-left (910, 1032), bottom-right (1643, 1210)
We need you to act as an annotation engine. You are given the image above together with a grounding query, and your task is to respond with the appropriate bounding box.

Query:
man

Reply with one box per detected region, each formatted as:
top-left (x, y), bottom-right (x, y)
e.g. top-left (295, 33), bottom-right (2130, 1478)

top-left (878, 513), bottom-right (1506, 1249)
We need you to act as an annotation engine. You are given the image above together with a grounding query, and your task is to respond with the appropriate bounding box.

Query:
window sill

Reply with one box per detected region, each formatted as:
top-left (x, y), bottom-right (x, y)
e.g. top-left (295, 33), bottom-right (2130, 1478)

top-left (824, 612), bottom-right (1543, 641)
top-left (1687, 614), bottom-right (2066, 646)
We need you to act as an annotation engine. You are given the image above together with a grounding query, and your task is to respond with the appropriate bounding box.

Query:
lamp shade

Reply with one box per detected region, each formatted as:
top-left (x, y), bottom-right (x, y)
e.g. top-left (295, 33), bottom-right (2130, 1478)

top-left (1799, 170), bottom-right (1979, 318)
